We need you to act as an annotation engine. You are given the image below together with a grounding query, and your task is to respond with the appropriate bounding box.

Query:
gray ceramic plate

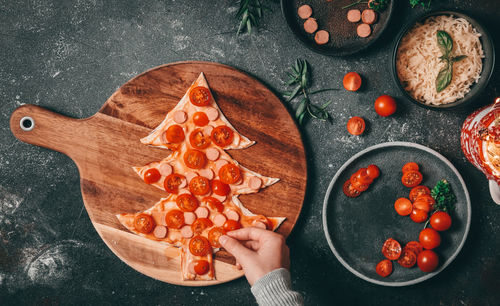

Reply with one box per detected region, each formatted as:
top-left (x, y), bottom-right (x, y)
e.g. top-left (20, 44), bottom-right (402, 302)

top-left (322, 142), bottom-right (471, 286)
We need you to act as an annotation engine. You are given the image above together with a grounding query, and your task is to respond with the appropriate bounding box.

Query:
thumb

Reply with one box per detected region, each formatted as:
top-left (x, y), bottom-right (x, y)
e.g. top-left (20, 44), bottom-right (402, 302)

top-left (219, 235), bottom-right (253, 262)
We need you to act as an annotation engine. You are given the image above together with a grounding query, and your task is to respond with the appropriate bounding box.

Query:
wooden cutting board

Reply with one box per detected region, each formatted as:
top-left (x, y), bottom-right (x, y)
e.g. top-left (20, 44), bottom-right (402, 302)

top-left (9, 61), bottom-right (307, 286)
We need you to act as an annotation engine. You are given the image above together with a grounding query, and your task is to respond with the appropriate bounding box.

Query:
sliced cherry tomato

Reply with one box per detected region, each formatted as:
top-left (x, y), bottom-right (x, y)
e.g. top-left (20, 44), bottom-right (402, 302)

top-left (193, 260), bottom-right (210, 275)
top-left (223, 220), bottom-right (242, 232)
top-left (374, 95), bottom-right (397, 117)
top-left (203, 197), bottom-right (224, 213)
top-left (343, 179), bottom-right (361, 198)
top-left (189, 129), bottom-right (211, 149)
top-left (176, 193), bottom-right (199, 212)
top-left (184, 149), bottom-right (207, 169)
top-left (417, 250), bottom-right (439, 272)
top-left (413, 199), bottom-right (432, 213)
top-left (410, 208), bottom-right (428, 223)
top-left (430, 211), bottom-right (452, 231)
top-left (419, 228), bottom-right (441, 250)
top-left (376, 259), bottom-right (393, 277)
top-left (402, 170), bottom-right (423, 188)
top-left (189, 235), bottom-right (211, 256)
top-left (409, 185), bottom-right (430, 202)
top-left (212, 179), bottom-right (230, 196)
top-left (366, 164), bottom-right (380, 179)
top-left (404, 241), bottom-right (424, 255)
top-left (394, 197), bottom-right (413, 216)
top-left (355, 168), bottom-right (373, 185)
top-left (219, 164), bottom-right (241, 185)
top-left (382, 238), bottom-right (402, 260)
top-left (347, 117), bottom-right (365, 135)
top-left (189, 176), bottom-right (211, 195)
top-left (164, 174), bottom-right (185, 194)
top-left (211, 125), bottom-right (234, 147)
top-left (134, 213), bottom-right (155, 234)
top-left (191, 218), bottom-right (213, 234)
top-left (165, 125), bottom-right (185, 143)
top-left (189, 86), bottom-right (211, 107)
top-left (351, 176), bottom-right (369, 192)
top-left (193, 112), bottom-right (209, 126)
top-left (143, 168), bottom-right (161, 184)
top-left (415, 194), bottom-right (436, 207)
top-left (208, 227), bottom-right (226, 248)
top-left (398, 249), bottom-right (417, 268)
top-left (343, 72), bottom-right (362, 91)
top-left (165, 209), bottom-right (185, 229)
top-left (402, 162), bottom-right (419, 173)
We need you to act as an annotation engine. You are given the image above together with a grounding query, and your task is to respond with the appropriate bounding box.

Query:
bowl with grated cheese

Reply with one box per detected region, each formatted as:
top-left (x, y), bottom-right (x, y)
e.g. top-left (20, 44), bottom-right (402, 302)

top-left (392, 11), bottom-right (494, 109)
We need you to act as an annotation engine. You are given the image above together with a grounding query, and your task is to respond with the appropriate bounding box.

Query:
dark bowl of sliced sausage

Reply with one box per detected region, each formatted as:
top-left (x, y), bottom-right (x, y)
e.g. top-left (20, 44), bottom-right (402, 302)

top-left (281, 0), bottom-right (395, 56)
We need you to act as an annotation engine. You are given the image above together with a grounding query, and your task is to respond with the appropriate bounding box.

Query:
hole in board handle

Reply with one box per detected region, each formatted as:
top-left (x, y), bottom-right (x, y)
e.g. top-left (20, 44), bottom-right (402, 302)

top-left (20, 116), bottom-right (35, 131)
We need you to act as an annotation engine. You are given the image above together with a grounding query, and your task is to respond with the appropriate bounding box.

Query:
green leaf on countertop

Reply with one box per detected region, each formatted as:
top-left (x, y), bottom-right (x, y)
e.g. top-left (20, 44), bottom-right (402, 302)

top-left (236, 0), bottom-right (266, 35)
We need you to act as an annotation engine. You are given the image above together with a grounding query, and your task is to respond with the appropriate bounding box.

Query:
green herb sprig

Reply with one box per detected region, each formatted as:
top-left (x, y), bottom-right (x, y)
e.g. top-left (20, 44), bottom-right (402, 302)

top-left (282, 59), bottom-right (338, 125)
top-left (435, 30), bottom-right (467, 92)
top-left (342, 0), bottom-right (388, 12)
top-left (430, 179), bottom-right (456, 212)
top-left (409, 0), bottom-right (432, 8)
top-left (236, 0), bottom-right (267, 35)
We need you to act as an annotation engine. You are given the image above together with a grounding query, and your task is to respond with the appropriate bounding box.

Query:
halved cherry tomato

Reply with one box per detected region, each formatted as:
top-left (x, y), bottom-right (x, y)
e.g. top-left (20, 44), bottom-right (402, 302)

top-left (376, 259), bottom-right (392, 277)
top-left (417, 250), bottom-right (439, 272)
top-left (394, 197), bottom-right (413, 216)
top-left (343, 180), bottom-right (361, 198)
top-left (189, 86), bottom-right (211, 107)
top-left (208, 227), bottom-right (226, 248)
top-left (366, 164), bottom-right (380, 179)
top-left (404, 241), bottom-right (424, 255)
top-left (409, 185), bottom-right (430, 202)
top-left (189, 176), bottom-right (211, 195)
top-left (343, 72), bottom-right (362, 92)
top-left (134, 213), bottom-right (155, 234)
top-left (176, 193), bottom-right (199, 212)
top-left (203, 197), bottom-right (224, 212)
top-left (347, 117), bottom-right (365, 135)
top-left (191, 218), bottom-right (213, 234)
top-left (419, 228), bottom-right (441, 249)
top-left (193, 112), bottom-right (209, 126)
top-left (212, 179), bottom-right (230, 196)
top-left (184, 149), bottom-right (207, 169)
top-left (165, 209), bottom-right (185, 229)
top-left (164, 174), bottom-right (185, 194)
top-left (193, 260), bottom-right (210, 275)
top-left (165, 125), bottom-right (185, 143)
top-left (402, 162), bottom-right (419, 173)
top-left (413, 199), bottom-right (432, 213)
top-left (398, 249), bottom-right (417, 268)
top-left (410, 208), bottom-right (428, 223)
top-left (374, 95), bottom-right (397, 117)
top-left (211, 125), bottom-right (234, 148)
top-left (415, 194), bottom-right (436, 207)
top-left (189, 129), bottom-right (211, 149)
top-left (430, 211), bottom-right (452, 231)
top-left (355, 168), bottom-right (373, 185)
top-left (382, 238), bottom-right (402, 260)
top-left (402, 170), bottom-right (423, 188)
top-left (351, 176), bottom-right (369, 192)
top-left (143, 168), bottom-right (161, 184)
top-left (219, 164), bottom-right (241, 185)
top-left (189, 235), bottom-right (211, 256)
top-left (223, 220), bottom-right (242, 232)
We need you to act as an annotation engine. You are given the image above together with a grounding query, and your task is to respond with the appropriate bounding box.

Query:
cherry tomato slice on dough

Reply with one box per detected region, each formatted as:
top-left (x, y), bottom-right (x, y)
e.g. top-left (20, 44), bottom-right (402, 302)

top-left (211, 125), bottom-right (234, 147)
top-left (164, 174), bottom-right (185, 194)
top-left (184, 149), bottom-right (207, 169)
top-left (165, 125), bottom-right (185, 143)
top-left (191, 218), bottom-right (213, 234)
top-left (189, 129), bottom-right (211, 149)
top-left (193, 112), bottom-right (209, 126)
top-left (219, 164), bottom-right (241, 185)
top-left (189, 235), bottom-right (211, 256)
top-left (134, 213), bottom-right (155, 234)
top-left (223, 220), bottom-right (242, 232)
top-left (189, 176), bottom-right (211, 195)
top-left (193, 260), bottom-right (210, 275)
top-left (165, 209), bottom-right (185, 229)
top-left (176, 194), bottom-right (199, 212)
top-left (143, 168), bottom-right (161, 184)
top-left (189, 86), bottom-right (211, 107)
top-left (208, 227), bottom-right (226, 248)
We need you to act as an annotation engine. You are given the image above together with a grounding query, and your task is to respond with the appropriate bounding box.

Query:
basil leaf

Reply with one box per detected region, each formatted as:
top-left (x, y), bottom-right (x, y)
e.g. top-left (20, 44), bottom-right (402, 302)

top-left (437, 30), bottom-right (453, 57)
top-left (452, 55), bottom-right (467, 62)
top-left (436, 62), bottom-right (452, 93)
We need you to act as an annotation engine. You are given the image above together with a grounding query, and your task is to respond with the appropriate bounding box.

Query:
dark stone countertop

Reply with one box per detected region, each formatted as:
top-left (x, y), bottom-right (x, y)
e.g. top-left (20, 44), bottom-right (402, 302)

top-left (1, 0), bottom-right (499, 305)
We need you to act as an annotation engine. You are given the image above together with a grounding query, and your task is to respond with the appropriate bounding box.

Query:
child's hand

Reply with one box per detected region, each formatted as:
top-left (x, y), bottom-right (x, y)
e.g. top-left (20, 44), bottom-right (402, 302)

top-left (219, 227), bottom-right (290, 286)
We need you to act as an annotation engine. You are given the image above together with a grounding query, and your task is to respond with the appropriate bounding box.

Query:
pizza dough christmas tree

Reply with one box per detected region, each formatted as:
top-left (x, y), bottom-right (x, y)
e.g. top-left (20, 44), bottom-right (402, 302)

top-left (117, 73), bottom-right (285, 281)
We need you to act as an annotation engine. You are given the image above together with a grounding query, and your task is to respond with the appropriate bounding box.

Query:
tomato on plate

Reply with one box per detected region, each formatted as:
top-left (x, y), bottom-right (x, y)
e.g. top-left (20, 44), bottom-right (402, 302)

top-left (382, 238), bottom-right (402, 260)
top-left (376, 259), bottom-right (393, 277)
top-left (193, 112), bottom-right (209, 126)
top-left (402, 162), bottom-right (419, 173)
top-left (351, 176), bottom-right (369, 192)
top-left (354, 168), bottom-right (373, 185)
top-left (410, 208), bottom-right (428, 223)
top-left (176, 193), bottom-right (199, 212)
top-left (417, 250), bottom-right (439, 272)
top-left (394, 197), bottom-right (413, 216)
top-left (409, 185), bottom-right (430, 202)
top-left (193, 260), bottom-right (210, 275)
top-left (347, 117), bottom-right (365, 135)
top-left (143, 168), bottom-right (161, 184)
top-left (184, 149), bottom-right (207, 169)
top-left (415, 194), bottom-right (436, 206)
top-left (413, 199), bottom-right (432, 213)
top-left (211, 125), bottom-right (234, 147)
top-left (430, 211), bottom-right (452, 231)
top-left (189, 235), bottom-right (211, 256)
top-left (189, 86), bottom-right (212, 107)
top-left (223, 220), bottom-right (242, 232)
top-left (419, 228), bottom-right (441, 249)
top-left (404, 241), bottom-right (424, 255)
top-left (219, 164), bottom-right (241, 185)
top-left (165, 125), bottom-right (185, 143)
top-left (402, 170), bottom-right (423, 188)
top-left (374, 95), bottom-right (397, 117)
top-left (203, 197), bottom-right (224, 213)
top-left (343, 72), bottom-right (362, 91)
top-left (398, 249), bottom-right (417, 268)
top-left (212, 179), bottom-right (230, 196)
top-left (366, 164), bottom-right (380, 179)
top-left (343, 180), bottom-right (361, 198)
top-left (189, 129), bottom-right (211, 149)
top-left (208, 227), bottom-right (226, 248)
top-left (164, 174), bottom-right (185, 194)
top-left (165, 209), bottom-right (185, 229)
top-left (189, 176), bottom-right (211, 195)
top-left (191, 218), bottom-right (213, 234)
top-left (134, 213), bottom-right (155, 234)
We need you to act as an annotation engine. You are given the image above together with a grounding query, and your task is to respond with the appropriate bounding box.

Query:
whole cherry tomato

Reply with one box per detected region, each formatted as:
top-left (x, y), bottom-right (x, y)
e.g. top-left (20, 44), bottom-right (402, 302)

top-left (417, 250), bottom-right (439, 272)
top-left (430, 211), bottom-right (452, 231)
top-left (419, 228), bottom-right (441, 250)
top-left (374, 95), bottom-right (397, 117)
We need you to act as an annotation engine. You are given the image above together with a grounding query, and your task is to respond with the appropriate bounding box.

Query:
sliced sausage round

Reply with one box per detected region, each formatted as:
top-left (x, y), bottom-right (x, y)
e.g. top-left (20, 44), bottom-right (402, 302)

top-left (213, 194), bottom-right (226, 202)
top-left (181, 225), bottom-right (194, 238)
top-left (361, 9), bottom-right (377, 25)
top-left (206, 107), bottom-right (219, 121)
top-left (249, 177), bottom-right (263, 190)
top-left (303, 18), bottom-right (318, 34)
top-left (203, 125), bottom-right (214, 136)
top-left (173, 110), bottom-right (187, 124)
top-left (195, 206), bottom-right (209, 219)
top-left (357, 23), bottom-right (372, 38)
top-left (225, 209), bottom-right (240, 221)
top-left (185, 171), bottom-right (198, 183)
top-left (158, 163), bottom-right (173, 176)
top-left (206, 148), bottom-right (220, 161)
top-left (188, 261), bottom-right (197, 275)
top-left (213, 213), bottom-right (227, 227)
top-left (314, 30), bottom-right (330, 45)
top-left (215, 159), bottom-right (229, 173)
top-left (200, 168), bottom-right (214, 180)
top-left (347, 9), bottom-right (361, 23)
top-left (298, 5), bottom-right (313, 19)
top-left (184, 212), bottom-right (197, 225)
top-left (153, 225), bottom-right (168, 238)
top-left (178, 177), bottom-right (187, 189)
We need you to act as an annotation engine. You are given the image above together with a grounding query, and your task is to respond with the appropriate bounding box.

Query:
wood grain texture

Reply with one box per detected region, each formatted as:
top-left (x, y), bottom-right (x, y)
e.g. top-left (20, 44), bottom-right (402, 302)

top-left (9, 61), bottom-right (307, 286)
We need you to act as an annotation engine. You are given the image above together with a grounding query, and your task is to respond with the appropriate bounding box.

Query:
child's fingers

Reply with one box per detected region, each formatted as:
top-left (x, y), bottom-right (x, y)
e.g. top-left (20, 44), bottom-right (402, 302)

top-left (219, 235), bottom-right (254, 261)
top-left (226, 227), bottom-right (269, 242)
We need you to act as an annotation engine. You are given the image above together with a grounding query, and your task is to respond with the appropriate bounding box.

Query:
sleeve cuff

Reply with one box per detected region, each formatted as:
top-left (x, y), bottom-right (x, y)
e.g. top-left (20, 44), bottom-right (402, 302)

top-left (250, 268), bottom-right (303, 306)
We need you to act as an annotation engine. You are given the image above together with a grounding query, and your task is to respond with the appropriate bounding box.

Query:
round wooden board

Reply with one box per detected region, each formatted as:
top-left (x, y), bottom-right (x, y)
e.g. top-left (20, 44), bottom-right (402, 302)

top-left (9, 61), bottom-right (307, 286)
